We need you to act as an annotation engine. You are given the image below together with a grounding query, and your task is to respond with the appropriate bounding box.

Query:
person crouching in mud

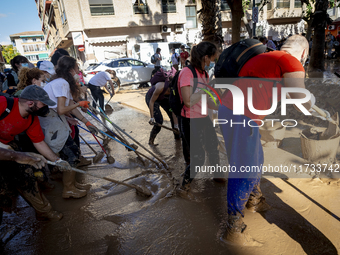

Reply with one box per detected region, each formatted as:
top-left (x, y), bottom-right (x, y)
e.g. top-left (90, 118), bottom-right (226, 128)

top-left (39, 56), bottom-right (99, 199)
top-left (219, 35), bottom-right (316, 245)
top-left (146, 68), bottom-right (179, 146)
top-left (0, 85), bottom-right (72, 222)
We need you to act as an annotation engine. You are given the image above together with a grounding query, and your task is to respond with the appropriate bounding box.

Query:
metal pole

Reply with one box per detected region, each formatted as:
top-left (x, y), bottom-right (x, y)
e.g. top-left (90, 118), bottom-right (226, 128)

top-left (252, 0), bottom-right (256, 38)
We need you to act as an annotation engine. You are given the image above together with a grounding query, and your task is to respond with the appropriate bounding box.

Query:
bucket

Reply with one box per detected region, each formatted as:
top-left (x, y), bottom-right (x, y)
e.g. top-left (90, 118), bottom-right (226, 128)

top-left (259, 121), bottom-right (286, 148)
top-left (300, 128), bottom-right (340, 163)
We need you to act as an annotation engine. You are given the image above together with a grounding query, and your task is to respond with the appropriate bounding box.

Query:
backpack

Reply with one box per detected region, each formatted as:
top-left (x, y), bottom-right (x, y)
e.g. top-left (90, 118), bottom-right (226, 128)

top-left (151, 54), bottom-right (157, 64)
top-left (0, 95), bottom-right (14, 120)
top-left (214, 39), bottom-right (267, 78)
top-left (169, 65), bottom-right (207, 116)
top-left (150, 68), bottom-right (166, 86)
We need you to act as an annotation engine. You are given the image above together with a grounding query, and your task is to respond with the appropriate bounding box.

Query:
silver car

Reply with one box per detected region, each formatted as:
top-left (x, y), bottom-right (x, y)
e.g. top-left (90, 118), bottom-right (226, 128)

top-left (84, 58), bottom-right (154, 90)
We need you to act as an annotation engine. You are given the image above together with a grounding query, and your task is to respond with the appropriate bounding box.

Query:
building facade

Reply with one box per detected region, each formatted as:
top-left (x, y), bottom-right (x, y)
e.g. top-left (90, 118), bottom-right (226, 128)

top-left (9, 31), bottom-right (50, 65)
top-left (35, 0), bottom-right (310, 65)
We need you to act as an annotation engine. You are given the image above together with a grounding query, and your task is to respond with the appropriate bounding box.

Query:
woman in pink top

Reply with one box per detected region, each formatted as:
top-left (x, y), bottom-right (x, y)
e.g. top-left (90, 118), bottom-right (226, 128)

top-left (177, 41), bottom-right (220, 190)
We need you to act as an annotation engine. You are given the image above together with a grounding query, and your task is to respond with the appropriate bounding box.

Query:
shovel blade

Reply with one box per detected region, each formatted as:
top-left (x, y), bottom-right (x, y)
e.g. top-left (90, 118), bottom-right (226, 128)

top-left (107, 156), bottom-right (115, 164)
top-left (93, 151), bottom-right (105, 163)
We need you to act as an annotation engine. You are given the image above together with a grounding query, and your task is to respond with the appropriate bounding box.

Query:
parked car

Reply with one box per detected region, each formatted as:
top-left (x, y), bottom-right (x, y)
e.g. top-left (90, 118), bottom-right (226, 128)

top-left (84, 58), bottom-right (154, 89)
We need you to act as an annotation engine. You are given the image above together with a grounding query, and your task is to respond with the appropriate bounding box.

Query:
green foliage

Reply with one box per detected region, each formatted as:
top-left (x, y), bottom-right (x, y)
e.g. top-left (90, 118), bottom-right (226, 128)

top-left (1, 45), bottom-right (20, 64)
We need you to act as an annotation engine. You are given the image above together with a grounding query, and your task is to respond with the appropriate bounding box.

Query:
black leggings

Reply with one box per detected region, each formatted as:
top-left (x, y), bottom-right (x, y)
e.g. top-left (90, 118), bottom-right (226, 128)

top-left (89, 83), bottom-right (104, 110)
top-left (179, 116), bottom-right (219, 185)
top-left (145, 93), bottom-right (178, 140)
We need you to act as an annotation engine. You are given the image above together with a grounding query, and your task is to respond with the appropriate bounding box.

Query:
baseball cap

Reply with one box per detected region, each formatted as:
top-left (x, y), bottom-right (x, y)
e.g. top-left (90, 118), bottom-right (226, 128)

top-left (39, 61), bottom-right (56, 75)
top-left (20, 85), bottom-right (56, 106)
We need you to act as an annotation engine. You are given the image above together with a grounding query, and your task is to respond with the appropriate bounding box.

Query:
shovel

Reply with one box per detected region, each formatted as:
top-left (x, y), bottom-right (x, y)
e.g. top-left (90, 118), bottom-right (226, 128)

top-left (92, 134), bottom-right (115, 164)
top-left (79, 134), bottom-right (105, 163)
top-left (154, 123), bottom-right (180, 135)
top-left (47, 161), bottom-right (152, 197)
top-left (104, 94), bottom-right (114, 112)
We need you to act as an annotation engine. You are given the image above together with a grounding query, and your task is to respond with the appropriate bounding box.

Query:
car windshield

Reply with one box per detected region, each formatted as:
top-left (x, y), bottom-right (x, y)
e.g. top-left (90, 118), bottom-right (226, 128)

top-left (86, 63), bottom-right (101, 71)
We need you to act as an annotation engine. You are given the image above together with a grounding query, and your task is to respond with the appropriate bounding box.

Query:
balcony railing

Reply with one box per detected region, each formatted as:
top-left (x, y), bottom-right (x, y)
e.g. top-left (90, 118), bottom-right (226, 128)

top-left (162, 4), bottom-right (176, 13)
top-left (133, 5), bottom-right (148, 14)
top-left (276, 1), bottom-right (290, 8)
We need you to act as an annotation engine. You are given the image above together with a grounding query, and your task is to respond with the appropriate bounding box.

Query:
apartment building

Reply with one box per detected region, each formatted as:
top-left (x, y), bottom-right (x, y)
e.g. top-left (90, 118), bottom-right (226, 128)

top-left (9, 31), bottom-right (50, 65)
top-left (36, 0), bottom-right (307, 65)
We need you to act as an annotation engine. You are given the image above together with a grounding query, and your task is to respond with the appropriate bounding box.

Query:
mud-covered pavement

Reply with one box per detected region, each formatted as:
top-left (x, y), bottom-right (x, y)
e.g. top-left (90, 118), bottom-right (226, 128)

top-left (2, 67), bottom-right (340, 254)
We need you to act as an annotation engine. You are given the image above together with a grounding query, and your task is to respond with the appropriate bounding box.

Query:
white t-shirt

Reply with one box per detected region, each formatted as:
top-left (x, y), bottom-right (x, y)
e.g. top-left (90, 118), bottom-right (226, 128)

top-left (89, 71), bottom-right (111, 87)
top-left (171, 53), bottom-right (179, 65)
top-left (44, 78), bottom-right (73, 109)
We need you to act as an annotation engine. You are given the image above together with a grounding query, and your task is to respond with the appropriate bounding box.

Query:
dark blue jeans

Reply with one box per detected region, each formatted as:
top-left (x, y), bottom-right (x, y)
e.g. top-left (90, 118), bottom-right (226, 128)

top-left (89, 83), bottom-right (104, 110)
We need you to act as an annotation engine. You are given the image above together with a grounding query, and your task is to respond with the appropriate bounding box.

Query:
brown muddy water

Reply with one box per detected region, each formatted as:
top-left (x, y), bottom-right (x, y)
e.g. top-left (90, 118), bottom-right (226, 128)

top-left (2, 66), bottom-right (340, 254)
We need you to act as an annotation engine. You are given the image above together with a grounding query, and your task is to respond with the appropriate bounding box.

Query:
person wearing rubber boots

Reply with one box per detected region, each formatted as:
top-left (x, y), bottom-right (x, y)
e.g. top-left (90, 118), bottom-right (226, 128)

top-left (0, 85), bottom-right (73, 221)
top-left (41, 56), bottom-right (99, 199)
top-left (219, 35), bottom-right (316, 245)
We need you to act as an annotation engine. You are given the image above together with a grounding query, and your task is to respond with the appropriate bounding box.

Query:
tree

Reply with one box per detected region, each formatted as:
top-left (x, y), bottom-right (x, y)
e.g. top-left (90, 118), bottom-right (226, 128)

top-left (198, 0), bottom-right (224, 50)
top-left (1, 45), bottom-right (20, 64)
top-left (307, 0), bottom-right (334, 72)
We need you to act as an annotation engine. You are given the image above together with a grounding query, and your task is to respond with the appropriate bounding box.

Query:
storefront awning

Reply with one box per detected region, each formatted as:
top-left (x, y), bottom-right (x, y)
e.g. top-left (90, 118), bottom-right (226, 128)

top-left (87, 36), bottom-right (128, 45)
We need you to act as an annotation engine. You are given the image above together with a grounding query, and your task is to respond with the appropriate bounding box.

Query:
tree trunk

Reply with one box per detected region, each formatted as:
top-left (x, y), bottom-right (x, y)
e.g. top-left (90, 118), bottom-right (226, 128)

top-left (230, 0), bottom-right (244, 43)
top-left (242, 16), bottom-right (252, 38)
top-left (308, 0), bottom-right (329, 72)
top-left (305, 18), bottom-right (313, 41)
top-left (198, 0), bottom-right (223, 50)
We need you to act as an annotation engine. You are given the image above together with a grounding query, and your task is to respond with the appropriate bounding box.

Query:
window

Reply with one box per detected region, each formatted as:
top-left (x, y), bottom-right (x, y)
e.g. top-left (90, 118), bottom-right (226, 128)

top-left (221, 0), bottom-right (230, 11)
top-left (11, 40), bottom-right (16, 46)
top-left (133, 0), bottom-right (148, 14)
top-left (276, 0), bottom-right (290, 8)
top-left (185, 6), bottom-right (196, 28)
top-left (109, 61), bottom-right (118, 68)
top-left (127, 59), bottom-right (144, 66)
top-left (162, 0), bottom-right (176, 13)
top-left (294, 0), bottom-right (301, 8)
top-left (26, 55), bottom-right (39, 61)
top-left (58, 0), bottom-right (67, 24)
top-left (117, 60), bottom-right (130, 67)
top-left (22, 38), bottom-right (28, 43)
top-left (267, 0), bottom-right (272, 10)
top-left (33, 38), bottom-right (37, 42)
top-left (89, 0), bottom-right (114, 16)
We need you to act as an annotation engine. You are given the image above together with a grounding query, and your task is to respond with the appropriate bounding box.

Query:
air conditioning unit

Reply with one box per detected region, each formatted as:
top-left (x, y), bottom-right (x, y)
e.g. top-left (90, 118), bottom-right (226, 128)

top-left (161, 25), bottom-right (171, 33)
top-left (175, 25), bottom-right (184, 33)
top-left (328, 25), bottom-right (336, 30)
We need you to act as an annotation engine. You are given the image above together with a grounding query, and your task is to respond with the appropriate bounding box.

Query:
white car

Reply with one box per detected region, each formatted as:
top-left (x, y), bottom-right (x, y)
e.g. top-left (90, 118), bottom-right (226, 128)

top-left (84, 58), bottom-right (154, 88)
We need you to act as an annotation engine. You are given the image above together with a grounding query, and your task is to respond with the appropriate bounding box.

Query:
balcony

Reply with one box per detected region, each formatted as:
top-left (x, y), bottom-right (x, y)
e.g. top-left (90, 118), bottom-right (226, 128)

top-left (133, 5), bottom-right (148, 14)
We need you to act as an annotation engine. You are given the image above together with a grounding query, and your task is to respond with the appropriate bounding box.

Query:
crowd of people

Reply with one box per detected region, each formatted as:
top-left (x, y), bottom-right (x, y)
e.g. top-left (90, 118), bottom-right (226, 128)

top-left (146, 34), bottom-right (317, 245)
top-left (0, 33), bottom-right (330, 246)
top-left (0, 49), bottom-right (100, 224)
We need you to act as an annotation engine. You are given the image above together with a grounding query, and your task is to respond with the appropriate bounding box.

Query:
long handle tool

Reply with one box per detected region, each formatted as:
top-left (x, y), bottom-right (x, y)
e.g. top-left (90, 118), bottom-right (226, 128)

top-left (47, 160), bottom-right (151, 197)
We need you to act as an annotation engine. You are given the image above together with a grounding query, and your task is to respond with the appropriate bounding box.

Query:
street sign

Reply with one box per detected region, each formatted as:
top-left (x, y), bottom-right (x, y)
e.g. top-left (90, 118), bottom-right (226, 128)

top-left (252, 7), bottom-right (258, 23)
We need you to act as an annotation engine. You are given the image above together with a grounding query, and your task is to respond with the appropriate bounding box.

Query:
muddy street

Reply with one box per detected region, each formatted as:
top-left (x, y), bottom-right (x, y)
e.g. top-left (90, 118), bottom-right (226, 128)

top-left (1, 86), bottom-right (340, 255)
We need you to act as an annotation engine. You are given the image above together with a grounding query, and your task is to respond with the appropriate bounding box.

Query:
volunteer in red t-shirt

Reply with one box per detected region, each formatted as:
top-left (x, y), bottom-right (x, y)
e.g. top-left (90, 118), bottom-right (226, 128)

top-left (177, 41), bottom-right (219, 190)
top-left (219, 35), bottom-right (314, 245)
top-left (180, 45), bottom-right (190, 69)
top-left (0, 85), bottom-right (71, 222)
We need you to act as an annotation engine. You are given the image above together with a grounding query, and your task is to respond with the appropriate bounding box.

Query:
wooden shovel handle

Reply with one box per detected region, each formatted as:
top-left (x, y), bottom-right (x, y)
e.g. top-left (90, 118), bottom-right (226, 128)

top-left (312, 105), bottom-right (327, 118)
